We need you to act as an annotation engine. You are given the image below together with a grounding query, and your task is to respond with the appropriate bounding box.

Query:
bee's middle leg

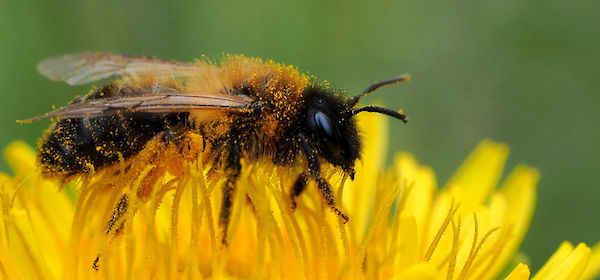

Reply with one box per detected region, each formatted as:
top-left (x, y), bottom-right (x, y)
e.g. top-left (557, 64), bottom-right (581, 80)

top-left (219, 140), bottom-right (241, 245)
top-left (290, 172), bottom-right (308, 210)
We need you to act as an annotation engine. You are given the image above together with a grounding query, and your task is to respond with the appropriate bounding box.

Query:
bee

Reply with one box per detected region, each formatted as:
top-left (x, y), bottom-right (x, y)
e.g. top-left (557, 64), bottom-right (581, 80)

top-left (23, 52), bottom-right (409, 241)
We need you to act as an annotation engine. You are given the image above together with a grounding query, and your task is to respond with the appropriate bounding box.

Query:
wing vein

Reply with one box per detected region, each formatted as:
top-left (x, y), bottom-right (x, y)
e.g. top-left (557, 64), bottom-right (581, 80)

top-left (19, 92), bottom-right (252, 123)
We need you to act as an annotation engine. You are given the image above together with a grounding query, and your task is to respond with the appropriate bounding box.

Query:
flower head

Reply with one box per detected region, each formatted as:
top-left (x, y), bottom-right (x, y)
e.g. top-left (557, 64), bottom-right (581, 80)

top-left (0, 114), bottom-right (598, 279)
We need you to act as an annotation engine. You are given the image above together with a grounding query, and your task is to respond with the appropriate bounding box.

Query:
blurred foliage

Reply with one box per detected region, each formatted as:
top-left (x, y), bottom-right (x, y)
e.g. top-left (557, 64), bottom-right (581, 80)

top-left (1, 0), bottom-right (598, 271)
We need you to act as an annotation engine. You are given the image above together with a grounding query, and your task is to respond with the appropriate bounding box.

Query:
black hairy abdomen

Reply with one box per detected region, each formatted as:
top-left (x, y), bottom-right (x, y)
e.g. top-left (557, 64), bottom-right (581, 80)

top-left (39, 113), bottom-right (188, 177)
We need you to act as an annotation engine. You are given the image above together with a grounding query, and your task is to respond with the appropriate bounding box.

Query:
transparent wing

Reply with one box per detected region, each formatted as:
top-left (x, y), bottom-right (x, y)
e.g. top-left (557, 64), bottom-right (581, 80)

top-left (20, 92), bottom-right (251, 123)
top-left (37, 52), bottom-right (204, 85)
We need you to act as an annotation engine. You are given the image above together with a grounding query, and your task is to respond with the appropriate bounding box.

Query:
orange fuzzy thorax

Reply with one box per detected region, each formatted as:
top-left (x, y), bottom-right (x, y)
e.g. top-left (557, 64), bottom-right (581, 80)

top-left (126, 55), bottom-right (310, 140)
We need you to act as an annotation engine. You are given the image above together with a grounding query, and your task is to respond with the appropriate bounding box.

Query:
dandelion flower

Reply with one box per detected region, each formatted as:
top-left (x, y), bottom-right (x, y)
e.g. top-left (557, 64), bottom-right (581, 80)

top-left (0, 114), bottom-right (598, 279)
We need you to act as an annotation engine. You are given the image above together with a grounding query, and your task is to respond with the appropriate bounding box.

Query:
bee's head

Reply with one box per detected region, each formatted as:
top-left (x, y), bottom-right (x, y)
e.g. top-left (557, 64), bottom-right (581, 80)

top-left (302, 87), bottom-right (360, 176)
top-left (301, 75), bottom-right (409, 178)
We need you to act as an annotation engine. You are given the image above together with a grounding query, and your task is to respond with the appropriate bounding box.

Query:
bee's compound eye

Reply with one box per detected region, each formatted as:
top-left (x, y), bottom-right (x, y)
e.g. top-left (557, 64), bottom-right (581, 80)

top-left (315, 111), bottom-right (335, 139)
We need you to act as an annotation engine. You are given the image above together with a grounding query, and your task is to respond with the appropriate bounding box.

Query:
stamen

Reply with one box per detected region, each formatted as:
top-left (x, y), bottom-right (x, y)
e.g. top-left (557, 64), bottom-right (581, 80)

top-left (446, 217), bottom-right (462, 280)
top-left (468, 227), bottom-right (512, 279)
top-left (169, 176), bottom-right (186, 277)
top-left (336, 174), bottom-right (353, 275)
top-left (458, 213), bottom-right (500, 280)
top-left (423, 200), bottom-right (460, 262)
top-left (189, 165), bottom-right (201, 265)
top-left (271, 168), bottom-right (308, 278)
top-left (393, 179), bottom-right (415, 217)
top-left (196, 165), bottom-right (219, 276)
top-left (357, 180), bottom-right (403, 274)
top-left (458, 213), bottom-right (481, 280)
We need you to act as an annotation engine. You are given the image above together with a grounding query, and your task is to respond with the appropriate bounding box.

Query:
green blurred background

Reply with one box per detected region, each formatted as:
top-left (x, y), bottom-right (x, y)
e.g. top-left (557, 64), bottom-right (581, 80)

top-left (1, 0), bottom-right (598, 272)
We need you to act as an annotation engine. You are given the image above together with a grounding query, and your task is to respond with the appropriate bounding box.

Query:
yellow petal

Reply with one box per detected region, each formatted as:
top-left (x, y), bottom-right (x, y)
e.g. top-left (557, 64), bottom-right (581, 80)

top-left (4, 141), bottom-right (37, 177)
top-left (394, 152), bottom-right (436, 250)
top-left (393, 263), bottom-right (437, 280)
top-left (581, 242), bottom-right (600, 280)
top-left (393, 213), bottom-right (419, 271)
top-left (0, 127), bottom-right (594, 279)
top-left (486, 164), bottom-right (539, 278)
top-left (443, 139), bottom-right (509, 211)
top-left (504, 263), bottom-right (531, 280)
top-left (345, 113), bottom-right (388, 240)
top-left (535, 242), bottom-right (575, 279)
top-left (533, 242), bottom-right (591, 280)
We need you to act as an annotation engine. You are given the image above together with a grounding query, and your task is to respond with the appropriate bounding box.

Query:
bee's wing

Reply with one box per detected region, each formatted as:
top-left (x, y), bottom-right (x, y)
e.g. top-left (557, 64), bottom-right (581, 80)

top-left (37, 52), bottom-right (204, 86)
top-left (20, 92), bottom-right (251, 123)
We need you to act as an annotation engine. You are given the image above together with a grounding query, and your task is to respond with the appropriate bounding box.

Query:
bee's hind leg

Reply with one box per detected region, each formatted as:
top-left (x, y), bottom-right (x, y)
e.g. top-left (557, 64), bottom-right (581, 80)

top-left (298, 134), bottom-right (349, 223)
top-left (219, 140), bottom-right (242, 245)
top-left (161, 127), bottom-right (188, 144)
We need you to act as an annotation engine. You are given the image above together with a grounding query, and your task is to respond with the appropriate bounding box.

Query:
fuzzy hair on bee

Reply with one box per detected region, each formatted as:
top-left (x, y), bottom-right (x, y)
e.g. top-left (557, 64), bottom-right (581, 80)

top-left (23, 52), bottom-right (410, 243)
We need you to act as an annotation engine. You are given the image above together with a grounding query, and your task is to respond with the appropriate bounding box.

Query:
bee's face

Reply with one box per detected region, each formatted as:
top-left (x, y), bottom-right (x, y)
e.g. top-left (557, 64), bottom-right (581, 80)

top-left (302, 87), bottom-right (361, 175)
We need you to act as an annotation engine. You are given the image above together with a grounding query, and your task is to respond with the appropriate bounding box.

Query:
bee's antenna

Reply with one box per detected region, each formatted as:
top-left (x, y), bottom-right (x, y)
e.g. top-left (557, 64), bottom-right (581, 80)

top-left (351, 106), bottom-right (408, 123)
top-left (349, 74), bottom-right (411, 107)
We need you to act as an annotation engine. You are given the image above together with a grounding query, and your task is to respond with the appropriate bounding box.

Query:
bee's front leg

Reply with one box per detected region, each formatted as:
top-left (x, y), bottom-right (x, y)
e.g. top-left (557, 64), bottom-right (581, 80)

top-left (298, 133), bottom-right (349, 223)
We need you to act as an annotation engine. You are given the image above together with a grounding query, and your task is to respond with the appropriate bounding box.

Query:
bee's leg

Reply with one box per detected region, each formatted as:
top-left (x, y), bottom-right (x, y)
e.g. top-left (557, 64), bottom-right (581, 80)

top-left (298, 134), bottom-right (349, 223)
top-left (105, 194), bottom-right (129, 235)
top-left (161, 128), bottom-right (184, 144)
top-left (207, 143), bottom-right (225, 180)
top-left (160, 127), bottom-right (193, 153)
top-left (219, 140), bottom-right (242, 245)
top-left (290, 172), bottom-right (308, 210)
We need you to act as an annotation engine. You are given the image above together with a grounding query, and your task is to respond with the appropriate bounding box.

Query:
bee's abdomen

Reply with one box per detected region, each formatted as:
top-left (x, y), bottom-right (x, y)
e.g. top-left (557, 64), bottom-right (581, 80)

top-left (38, 113), bottom-right (188, 178)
